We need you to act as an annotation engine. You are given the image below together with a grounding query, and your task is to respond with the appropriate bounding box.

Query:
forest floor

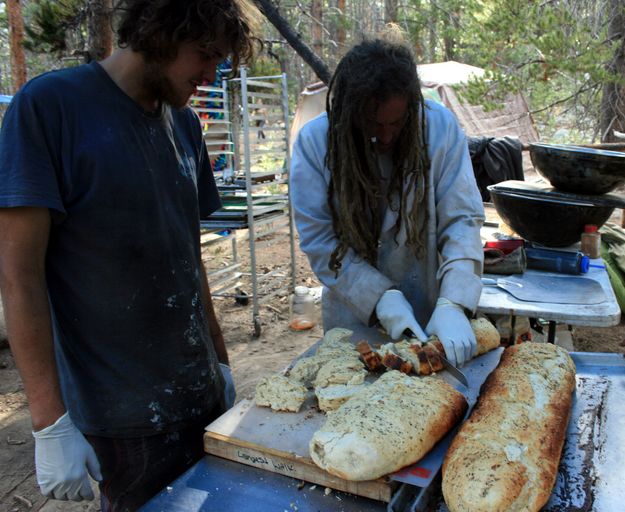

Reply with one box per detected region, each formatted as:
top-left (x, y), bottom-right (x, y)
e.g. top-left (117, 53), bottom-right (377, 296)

top-left (1, 176), bottom-right (625, 511)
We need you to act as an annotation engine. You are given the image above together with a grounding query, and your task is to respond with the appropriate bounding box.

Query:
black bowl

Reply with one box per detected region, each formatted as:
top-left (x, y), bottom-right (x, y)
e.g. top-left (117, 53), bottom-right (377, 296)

top-left (529, 143), bottom-right (625, 195)
top-left (488, 185), bottom-right (614, 247)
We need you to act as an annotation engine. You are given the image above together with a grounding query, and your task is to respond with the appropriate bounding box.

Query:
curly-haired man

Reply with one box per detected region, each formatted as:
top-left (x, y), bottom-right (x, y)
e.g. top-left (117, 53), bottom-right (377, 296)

top-left (291, 34), bottom-right (484, 368)
top-left (0, 1), bottom-right (260, 509)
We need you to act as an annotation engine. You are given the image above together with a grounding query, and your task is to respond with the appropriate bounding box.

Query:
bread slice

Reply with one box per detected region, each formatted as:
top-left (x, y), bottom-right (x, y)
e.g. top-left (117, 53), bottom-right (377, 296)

top-left (310, 370), bottom-right (467, 481)
top-left (286, 355), bottom-right (328, 387)
top-left (316, 328), bottom-right (359, 360)
top-left (322, 327), bottom-right (353, 345)
top-left (316, 342), bottom-right (360, 358)
top-left (375, 342), bottom-right (413, 374)
top-left (422, 343), bottom-right (444, 372)
top-left (315, 383), bottom-right (367, 412)
top-left (394, 340), bottom-right (432, 376)
top-left (313, 357), bottom-right (367, 388)
top-left (381, 352), bottom-right (413, 374)
top-left (254, 374), bottom-right (308, 412)
top-left (442, 342), bottom-right (576, 512)
top-left (355, 340), bottom-right (383, 371)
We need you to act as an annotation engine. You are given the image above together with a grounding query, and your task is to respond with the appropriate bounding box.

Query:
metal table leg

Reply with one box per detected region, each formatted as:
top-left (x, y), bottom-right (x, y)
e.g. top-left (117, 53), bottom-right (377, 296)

top-left (547, 320), bottom-right (557, 343)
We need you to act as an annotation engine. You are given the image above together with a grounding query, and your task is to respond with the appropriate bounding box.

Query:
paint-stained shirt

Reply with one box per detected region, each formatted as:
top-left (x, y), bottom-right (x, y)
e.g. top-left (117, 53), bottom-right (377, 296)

top-left (0, 62), bottom-right (224, 436)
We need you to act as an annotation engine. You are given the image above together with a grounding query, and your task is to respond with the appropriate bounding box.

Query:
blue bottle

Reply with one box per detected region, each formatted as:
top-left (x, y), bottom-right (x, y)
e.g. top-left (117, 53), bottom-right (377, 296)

top-left (525, 247), bottom-right (589, 275)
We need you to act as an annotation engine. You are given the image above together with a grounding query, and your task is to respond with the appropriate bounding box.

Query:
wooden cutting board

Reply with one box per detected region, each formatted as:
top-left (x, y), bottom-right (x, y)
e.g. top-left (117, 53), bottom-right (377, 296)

top-left (204, 393), bottom-right (396, 502)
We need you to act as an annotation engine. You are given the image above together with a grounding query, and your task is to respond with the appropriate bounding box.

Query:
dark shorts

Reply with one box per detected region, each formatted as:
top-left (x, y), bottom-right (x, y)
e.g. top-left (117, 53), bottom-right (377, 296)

top-left (86, 407), bottom-right (223, 512)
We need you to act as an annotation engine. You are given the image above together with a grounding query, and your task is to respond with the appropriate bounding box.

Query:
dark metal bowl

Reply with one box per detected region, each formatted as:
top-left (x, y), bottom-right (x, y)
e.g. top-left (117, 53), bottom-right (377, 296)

top-left (529, 143), bottom-right (625, 195)
top-left (488, 185), bottom-right (614, 247)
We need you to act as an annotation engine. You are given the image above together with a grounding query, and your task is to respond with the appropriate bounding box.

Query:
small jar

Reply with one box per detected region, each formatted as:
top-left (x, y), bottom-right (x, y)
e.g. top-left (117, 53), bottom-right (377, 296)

top-left (580, 224), bottom-right (601, 259)
top-left (289, 286), bottom-right (316, 331)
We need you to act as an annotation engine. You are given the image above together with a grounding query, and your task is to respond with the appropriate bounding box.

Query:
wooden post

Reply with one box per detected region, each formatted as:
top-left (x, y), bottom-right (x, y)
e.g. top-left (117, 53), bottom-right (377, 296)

top-left (6, 0), bottom-right (27, 93)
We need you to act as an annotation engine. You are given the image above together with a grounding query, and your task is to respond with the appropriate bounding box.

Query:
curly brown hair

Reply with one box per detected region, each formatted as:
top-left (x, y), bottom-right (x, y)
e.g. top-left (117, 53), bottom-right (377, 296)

top-left (113, 0), bottom-right (261, 69)
top-left (326, 37), bottom-right (430, 274)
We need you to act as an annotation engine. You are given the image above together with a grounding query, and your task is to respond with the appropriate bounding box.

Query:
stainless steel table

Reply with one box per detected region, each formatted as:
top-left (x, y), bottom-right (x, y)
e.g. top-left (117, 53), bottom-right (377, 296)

top-left (141, 352), bottom-right (625, 512)
top-left (141, 454), bottom-right (385, 512)
top-left (478, 258), bottom-right (621, 342)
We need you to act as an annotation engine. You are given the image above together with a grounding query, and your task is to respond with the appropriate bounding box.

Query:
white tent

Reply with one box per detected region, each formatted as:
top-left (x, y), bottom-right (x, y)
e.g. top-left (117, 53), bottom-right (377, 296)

top-left (417, 60), bottom-right (484, 85)
top-left (290, 61), bottom-right (538, 153)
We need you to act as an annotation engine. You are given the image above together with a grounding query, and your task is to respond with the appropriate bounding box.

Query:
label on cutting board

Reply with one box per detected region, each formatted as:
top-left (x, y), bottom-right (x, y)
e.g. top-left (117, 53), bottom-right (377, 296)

top-left (390, 348), bottom-right (504, 488)
top-left (236, 449), bottom-right (297, 474)
top-left (205, 436), bottom-right (303, 477)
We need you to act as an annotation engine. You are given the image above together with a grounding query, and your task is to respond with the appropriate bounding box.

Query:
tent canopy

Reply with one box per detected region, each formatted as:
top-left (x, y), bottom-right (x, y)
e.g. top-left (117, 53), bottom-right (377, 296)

top-left (417, 60), bottom-right (485, 86)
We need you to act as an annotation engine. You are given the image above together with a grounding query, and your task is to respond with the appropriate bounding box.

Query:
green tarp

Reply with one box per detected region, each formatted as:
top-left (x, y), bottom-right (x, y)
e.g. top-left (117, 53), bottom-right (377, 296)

top-left (599, 223), bottom-right (625, 313)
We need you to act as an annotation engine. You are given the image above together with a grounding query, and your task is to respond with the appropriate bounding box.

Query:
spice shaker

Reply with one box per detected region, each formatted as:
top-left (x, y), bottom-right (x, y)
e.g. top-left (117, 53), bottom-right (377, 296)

top-left (580, 224), bottom-right (601, 259)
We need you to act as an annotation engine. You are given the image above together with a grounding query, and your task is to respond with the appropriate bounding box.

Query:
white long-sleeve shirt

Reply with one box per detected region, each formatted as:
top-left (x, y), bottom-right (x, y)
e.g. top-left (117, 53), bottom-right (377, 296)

top-left (291, 100), bottom-right (484, 333)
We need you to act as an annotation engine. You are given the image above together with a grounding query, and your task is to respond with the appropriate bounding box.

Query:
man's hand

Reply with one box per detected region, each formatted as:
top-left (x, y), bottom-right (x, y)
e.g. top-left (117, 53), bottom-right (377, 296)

top-left (375, 289), bottom-right (427, 341)
top-left (426, 298), bottom-right (476, 366)
top-left (32, 412), bottom-right (102, 501)
top-left (219, 363), bottom-right (236, 410)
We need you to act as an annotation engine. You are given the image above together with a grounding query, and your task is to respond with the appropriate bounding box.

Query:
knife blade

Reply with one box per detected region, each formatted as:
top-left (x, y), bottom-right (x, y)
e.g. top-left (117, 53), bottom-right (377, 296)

top-left (403, 329), bottom-right (469, 387)
top-left (435, 352), bottom-right (469, 387)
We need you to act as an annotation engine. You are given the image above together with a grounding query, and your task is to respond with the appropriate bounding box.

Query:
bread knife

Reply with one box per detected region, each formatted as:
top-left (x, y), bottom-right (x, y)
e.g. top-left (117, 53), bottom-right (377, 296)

top-left (404, 329), bottom-right (469, 387)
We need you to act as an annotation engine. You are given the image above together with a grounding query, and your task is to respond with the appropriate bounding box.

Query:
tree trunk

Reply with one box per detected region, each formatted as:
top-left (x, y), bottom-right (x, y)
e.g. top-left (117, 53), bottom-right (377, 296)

top-left (311, 0), bottom-right (323, 59)
top-left (336, 0), bottom-right (346, 50)
top-left (385, 0), bottom-right (398, 24)
top-left (6, 0), bottom-right (27, 93)
top-left (599, 0), bottom-right (625, 143)
top-left (253, 0), bottom-right (331, 84)
top-left (428, 7), bottom-right (438, 62)
top-left (87, 0), bottom-right (114, 62)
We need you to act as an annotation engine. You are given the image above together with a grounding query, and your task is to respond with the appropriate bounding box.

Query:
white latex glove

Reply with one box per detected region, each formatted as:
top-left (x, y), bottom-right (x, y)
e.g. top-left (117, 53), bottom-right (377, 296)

top-left (426, 297), bottom-right (476, 367)
top-left (375, 289), bottom-right (427, 341)
top-left (219, 363), bottom-right (236, 410)
top-left (32, 412), bottom-right (102, 501)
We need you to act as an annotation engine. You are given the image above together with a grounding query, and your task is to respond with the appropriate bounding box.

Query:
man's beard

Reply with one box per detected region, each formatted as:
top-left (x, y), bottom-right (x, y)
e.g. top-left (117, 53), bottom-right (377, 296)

top-left (142, 60), bottom-right (189, 110)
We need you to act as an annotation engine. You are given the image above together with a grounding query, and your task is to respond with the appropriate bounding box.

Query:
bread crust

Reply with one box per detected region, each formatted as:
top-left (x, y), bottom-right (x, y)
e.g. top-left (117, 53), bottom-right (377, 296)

top-left (442, 342), bottom-right (576, 512)
top-left (310, 371), bottom-right (467, 481)
top-left (472, 317), bottom-right (501, 355)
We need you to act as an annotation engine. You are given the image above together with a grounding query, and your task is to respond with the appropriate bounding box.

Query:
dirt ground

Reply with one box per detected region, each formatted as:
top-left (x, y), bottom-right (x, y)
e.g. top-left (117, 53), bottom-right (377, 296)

top-left (1, 221), bottom-right (625, 511)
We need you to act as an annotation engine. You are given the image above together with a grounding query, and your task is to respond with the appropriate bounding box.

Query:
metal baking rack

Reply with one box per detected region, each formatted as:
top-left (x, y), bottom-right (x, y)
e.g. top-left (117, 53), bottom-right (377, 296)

top-left (194, 68), bottom-right (296, 336)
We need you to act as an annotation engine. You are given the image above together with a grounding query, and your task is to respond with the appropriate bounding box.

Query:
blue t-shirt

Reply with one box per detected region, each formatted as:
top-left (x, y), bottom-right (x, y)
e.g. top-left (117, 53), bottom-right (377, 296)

top-left (0, 62), bottom-right (224, 437)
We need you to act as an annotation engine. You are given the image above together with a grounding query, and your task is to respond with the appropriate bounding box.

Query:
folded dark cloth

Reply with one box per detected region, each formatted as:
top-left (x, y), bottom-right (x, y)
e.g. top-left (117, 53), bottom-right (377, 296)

top-left (484, 246), bottom-right (526, 274)
top-left (468, 136), bottom-right (524, 201)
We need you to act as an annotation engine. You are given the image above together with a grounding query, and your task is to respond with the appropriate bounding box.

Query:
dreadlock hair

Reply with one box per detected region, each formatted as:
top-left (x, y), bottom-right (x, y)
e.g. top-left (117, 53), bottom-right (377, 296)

top-left (113, 0), bottom-right (261, 70)
top-left (326, 37), bottom-right (430, 274)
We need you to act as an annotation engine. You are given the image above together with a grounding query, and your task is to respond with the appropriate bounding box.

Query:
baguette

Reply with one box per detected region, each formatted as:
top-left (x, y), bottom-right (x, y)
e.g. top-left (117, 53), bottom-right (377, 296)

top-left (426, 317), bottom-right (501, 358)
top-left (471, 317), bottom-right (502, 355)
top-left (310, 370), bottom-right (467, 481)
top-left (442, 342), bottom-right (576, 512)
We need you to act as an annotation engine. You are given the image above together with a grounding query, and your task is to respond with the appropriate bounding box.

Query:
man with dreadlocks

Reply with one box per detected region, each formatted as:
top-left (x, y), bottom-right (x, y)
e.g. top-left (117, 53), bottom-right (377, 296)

top-left (291, 36), bottom-right (484, 370)
top-left (0, 0), bottom-right (259, 509)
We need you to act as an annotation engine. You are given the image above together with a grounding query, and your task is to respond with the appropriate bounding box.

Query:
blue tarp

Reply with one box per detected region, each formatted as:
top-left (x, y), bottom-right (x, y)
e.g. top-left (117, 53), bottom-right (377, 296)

top-left (0, 95), bottom-right (13, 104)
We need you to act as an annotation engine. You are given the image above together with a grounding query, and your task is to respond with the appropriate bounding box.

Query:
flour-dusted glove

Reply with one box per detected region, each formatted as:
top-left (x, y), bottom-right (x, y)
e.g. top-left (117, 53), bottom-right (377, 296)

top-left (219, 363), bottom-right (236, 410)
top-left (426, 297), bottom-right (476, 367)
top-left (375, 289), bottom-right (427, 341)
top-left (32, 412), bottom-right (102, 501)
